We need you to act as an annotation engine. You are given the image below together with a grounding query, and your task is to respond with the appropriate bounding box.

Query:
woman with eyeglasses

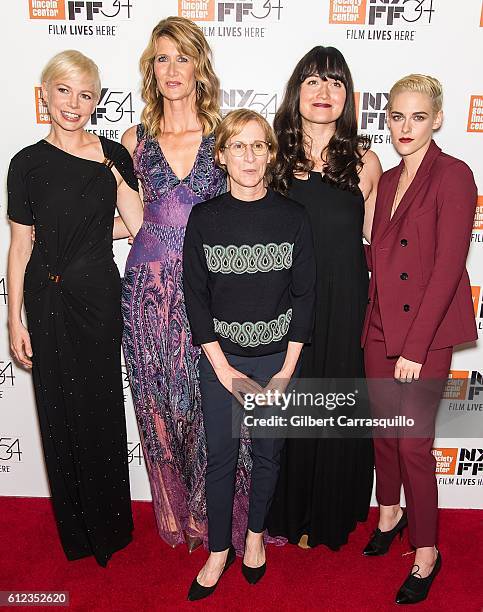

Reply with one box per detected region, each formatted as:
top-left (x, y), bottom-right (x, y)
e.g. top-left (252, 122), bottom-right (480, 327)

top-left (183, 109), bottom-right (316, 600)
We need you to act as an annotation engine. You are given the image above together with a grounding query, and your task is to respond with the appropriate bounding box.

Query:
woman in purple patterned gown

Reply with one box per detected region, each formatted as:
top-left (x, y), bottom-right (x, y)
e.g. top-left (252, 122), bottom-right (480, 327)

top-left (118, 17), bottom-right (252, 552)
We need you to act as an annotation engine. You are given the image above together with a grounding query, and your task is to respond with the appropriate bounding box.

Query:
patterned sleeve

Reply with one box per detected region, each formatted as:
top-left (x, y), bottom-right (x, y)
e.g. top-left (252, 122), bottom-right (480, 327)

top-left (7, 153), bottom-right (34, 226)
top-left (206, 134), bottom-right (227, 197)
top-left (212, 168), bottom-right (227, 198)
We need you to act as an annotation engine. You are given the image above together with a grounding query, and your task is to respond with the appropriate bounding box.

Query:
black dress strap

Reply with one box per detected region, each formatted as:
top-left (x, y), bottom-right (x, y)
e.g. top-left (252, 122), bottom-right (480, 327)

top-left (99, 136), bottom-right (139, 191)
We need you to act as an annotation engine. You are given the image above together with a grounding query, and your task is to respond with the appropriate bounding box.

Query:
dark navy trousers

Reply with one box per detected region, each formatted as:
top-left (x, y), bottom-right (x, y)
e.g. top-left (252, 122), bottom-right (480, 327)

top-left (200, 351), bottom-right (292, 552)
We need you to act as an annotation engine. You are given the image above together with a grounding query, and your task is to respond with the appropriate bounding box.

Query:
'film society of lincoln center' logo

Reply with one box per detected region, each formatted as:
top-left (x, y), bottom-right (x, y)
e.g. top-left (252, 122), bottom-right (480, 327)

top-left (467, 96), bottom-right (483, 132)
top-left (433, 448), bottom-right (483, 481)
top-left (475, 197), bottom-right (483, 230)
top-left (35, 86), bottom-right (136, 139)
top-left (329, 0), bottom-right (437, 42)
top-left (443, 369), bottom-right (483, 403)
top-left (178, 0), bottom-right (283, 38)
top-left (29, 0), bottom-right (132, 37)
top-left (471, 196), bottom-right (483, 245)
top-left (470, 286), bottom-right (483, 334)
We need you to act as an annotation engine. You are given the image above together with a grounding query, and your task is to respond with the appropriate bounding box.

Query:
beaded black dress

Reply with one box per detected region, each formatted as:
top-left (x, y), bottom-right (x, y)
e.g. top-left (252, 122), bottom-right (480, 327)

top-left (267, 172), bottom-right (374, 549)
top-left (7, 137), bottom-right (137, 566)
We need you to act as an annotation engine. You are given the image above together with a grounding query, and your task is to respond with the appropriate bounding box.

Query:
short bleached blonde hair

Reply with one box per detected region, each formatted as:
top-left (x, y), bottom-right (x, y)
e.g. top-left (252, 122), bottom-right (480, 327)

top-left (41, 50), bottom-right (101, 99)
top-left (215, 109), bottom-right (278, 176)
top-left (388, 74), bottom-right (443, 114)
top-left (140, 17), bottom-right (220, 138)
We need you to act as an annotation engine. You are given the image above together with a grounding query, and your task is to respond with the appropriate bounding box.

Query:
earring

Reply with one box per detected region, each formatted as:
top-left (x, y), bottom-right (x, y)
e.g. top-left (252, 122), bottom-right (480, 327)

top-left (196, 81), bottom-right (203, 99)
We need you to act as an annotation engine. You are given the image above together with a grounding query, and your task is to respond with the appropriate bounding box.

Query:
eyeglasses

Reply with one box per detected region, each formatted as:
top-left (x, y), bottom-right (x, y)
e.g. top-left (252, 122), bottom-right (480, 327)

top-left (222, 140), bottom-right (271, 157)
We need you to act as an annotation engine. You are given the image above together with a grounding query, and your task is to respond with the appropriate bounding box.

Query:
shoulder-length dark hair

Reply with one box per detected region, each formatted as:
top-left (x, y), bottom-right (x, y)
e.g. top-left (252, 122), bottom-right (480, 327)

top-left (272, 46), bottom-right (369, 195)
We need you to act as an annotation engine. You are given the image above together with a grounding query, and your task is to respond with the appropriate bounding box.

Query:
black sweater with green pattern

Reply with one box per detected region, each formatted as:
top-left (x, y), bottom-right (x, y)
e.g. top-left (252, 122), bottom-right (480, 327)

top-left (183, 189), bottom-right (316, 357)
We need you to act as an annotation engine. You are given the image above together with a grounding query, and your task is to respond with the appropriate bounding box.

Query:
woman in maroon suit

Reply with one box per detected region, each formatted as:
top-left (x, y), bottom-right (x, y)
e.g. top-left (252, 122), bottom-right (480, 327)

top-left (362, 74), bottom-right (477, 604)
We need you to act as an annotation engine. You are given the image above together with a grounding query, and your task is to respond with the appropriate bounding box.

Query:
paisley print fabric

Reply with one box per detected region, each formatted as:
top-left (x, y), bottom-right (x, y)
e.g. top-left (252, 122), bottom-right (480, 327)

top-left (121, 126), bottom-right (258, 551)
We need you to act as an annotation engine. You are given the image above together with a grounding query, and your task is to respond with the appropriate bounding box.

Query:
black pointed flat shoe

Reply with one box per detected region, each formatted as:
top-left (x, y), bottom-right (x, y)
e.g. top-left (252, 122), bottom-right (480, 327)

top-left (241, 559), bottom-right (266, 584)
top-left (187, 544), bottom-right (236, 601)
top-left (396, 550), bottom-right (441, 605)
top-left (363, 509), bottom-right (408, 556)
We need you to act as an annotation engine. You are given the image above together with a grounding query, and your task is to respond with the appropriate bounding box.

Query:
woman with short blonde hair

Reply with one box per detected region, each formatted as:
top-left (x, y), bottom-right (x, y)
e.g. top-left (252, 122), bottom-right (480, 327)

top-left (41, 49), bottom-right (102, 98)
top-left (362, 74), bottom-right (477, 604)
top-left (7, 49), bottom-right (142, 566)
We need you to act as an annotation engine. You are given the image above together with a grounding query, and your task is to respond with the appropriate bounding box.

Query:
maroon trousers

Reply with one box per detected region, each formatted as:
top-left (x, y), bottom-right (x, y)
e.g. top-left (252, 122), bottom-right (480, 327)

top-left (364, 296), bottom-right (452, 548)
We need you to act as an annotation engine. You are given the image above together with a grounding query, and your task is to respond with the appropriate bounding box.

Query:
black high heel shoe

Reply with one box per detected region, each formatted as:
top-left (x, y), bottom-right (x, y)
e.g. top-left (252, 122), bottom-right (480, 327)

top-left (241, 558), bottom-right (266, 584)
top-left (396, 550), bottom-right (441, 605)
top-left (187, 544), bottom-right (236, 601)
top-left (242, 530), bottom-right (266, 584)
top-left (363, 509), bottom-right (408, 556)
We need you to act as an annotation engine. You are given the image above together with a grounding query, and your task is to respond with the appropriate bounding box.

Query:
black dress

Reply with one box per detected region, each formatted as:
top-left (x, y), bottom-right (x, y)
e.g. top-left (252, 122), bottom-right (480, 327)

top-left (7, 137), bottom-right (137, 566)
top-left (267, 172), bottom-right (374, 549)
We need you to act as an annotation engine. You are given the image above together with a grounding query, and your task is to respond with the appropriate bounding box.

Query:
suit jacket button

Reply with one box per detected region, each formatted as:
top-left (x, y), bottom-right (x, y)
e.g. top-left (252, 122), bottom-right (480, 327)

top-left (400, 239), bottom-right (408, 247)
top-left (400, 272), bottom-right (408, 280)
top-left (403, 304), bottom-right (410, 312)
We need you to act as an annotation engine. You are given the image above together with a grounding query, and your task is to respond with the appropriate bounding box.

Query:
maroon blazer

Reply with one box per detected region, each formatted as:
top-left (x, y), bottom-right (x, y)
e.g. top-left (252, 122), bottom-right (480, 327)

top-left (361, 140), bottom-right (477, 364)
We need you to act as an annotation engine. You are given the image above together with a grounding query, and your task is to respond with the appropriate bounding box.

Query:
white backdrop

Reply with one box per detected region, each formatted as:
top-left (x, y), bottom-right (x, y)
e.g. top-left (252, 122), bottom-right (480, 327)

top-left (1, 1), bottom-right (482, 508)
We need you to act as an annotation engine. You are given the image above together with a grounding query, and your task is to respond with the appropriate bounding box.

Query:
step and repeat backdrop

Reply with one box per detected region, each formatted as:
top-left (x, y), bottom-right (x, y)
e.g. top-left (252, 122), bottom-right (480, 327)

top-left (1, 1), bottom-right (482, 508)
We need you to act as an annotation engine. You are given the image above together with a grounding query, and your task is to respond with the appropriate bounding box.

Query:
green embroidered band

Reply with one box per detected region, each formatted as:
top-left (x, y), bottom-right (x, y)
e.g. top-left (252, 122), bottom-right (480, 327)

top-left (203, 242), bottom-right (293, 274)
top-left (213, 308), bottom-right (292, 347)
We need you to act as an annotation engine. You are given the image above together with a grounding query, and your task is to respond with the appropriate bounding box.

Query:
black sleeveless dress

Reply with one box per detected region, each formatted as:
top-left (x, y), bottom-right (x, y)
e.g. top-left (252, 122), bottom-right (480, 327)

top-left (7, 137), bottom-right (137, 566)
top-left (267, 172), bottom-right (374, 549)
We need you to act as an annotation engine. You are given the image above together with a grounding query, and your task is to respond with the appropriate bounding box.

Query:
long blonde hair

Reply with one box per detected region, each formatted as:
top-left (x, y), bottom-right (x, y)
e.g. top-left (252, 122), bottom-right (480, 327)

top-left (140, 16), bottom-right (220, 138)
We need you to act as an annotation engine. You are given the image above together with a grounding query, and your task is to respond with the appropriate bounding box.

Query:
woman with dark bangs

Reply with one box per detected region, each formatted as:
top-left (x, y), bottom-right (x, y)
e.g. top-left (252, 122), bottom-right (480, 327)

top-left (267, 46), bottom-right (382, 550)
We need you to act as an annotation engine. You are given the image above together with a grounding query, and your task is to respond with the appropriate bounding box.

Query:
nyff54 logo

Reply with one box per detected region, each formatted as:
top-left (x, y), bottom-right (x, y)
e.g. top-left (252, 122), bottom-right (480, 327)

top-left (0, 438), bottom-right (22, 462)
top-left (219, 88), bottom-right (278, 119)
top-left (354, 90), bottom-right (389, 131)
top-left (0, 278), bottom-right (7, 305)
top-left (0, 361), bottom-right (15, 399)
top-left (29, 0), bottom-right (132, 20)
top-left (329, 0), bottom-right (435, 26)
top-left (178, 0), bottom-right (283, 22)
